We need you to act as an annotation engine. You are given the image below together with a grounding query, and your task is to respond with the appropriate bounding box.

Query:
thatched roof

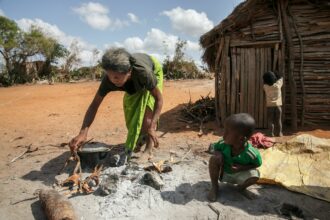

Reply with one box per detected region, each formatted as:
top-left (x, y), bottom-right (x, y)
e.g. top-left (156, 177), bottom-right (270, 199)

top-left (199, 0), bottom-right (330, 67)
top-left (200, 0), bottom-right (270, 67)
top-left (200, 0), bottom-right (257, 45)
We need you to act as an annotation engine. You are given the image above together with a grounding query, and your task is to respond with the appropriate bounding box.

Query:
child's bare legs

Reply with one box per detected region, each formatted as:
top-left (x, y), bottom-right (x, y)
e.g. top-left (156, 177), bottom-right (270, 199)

top-left (267, 107), bottom-right (275, 137)
top-left (237, 177), bottom-right (259, 190)
top-left (237, 177), bottom-right (259, 199)
top-left (274, 106), bottom-right (283, 137)
top-left (208, 153), bottom-right (224, 202)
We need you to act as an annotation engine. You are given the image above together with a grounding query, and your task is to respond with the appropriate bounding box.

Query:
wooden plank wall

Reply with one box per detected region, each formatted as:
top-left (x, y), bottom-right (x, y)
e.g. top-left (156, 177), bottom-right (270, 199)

top-left (227, 46), bottom-right (274, 128)
top-left (288, 1), bottom-right (330, 125)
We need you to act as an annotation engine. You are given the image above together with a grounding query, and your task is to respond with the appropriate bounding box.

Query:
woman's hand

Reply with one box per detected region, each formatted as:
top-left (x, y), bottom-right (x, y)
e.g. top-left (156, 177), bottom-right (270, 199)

top-left (147, 125), bottom-right (159, 148)
top-left (69, 133), bottom-right (87, 153)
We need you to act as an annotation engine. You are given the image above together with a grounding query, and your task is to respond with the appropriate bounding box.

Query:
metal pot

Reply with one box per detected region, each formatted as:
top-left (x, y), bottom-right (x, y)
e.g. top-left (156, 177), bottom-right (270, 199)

top-left (77, 142), bottom-right (111, 169)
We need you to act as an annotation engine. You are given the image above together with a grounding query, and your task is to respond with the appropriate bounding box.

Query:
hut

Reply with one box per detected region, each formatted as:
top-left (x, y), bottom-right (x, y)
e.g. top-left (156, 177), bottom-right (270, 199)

top-left (200, 0), bottom-right (330, 129)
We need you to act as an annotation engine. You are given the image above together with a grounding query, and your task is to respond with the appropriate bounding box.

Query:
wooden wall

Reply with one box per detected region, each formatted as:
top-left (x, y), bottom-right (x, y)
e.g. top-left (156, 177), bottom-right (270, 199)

top-left (286, 1), bottom-right (330, 125)
top-left (211, 0), bottom-right (330, 127)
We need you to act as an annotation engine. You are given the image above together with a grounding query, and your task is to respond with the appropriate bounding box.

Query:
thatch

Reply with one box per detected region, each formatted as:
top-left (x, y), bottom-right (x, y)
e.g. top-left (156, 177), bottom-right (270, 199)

top-left (200, 0), bottom-right (330, 128)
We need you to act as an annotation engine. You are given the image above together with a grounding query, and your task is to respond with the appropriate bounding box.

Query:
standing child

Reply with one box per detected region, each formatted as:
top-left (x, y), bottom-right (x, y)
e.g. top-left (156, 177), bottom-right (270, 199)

top-left (263, 71), bottom-right (283, 137)
top-left (208, 113), bottom-right (262, 202)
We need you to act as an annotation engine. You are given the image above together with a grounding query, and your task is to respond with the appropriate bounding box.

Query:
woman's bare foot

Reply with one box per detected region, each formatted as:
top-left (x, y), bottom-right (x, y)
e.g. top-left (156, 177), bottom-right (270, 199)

top-left (135, 151), bottom-right (152, 162)
top-left (134, 135), bottom-right (147, 153)
top-left (208, 187), bottom-right (218, 202)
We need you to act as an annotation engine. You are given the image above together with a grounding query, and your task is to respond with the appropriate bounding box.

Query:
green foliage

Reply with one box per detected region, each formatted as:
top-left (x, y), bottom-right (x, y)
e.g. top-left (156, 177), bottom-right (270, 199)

top-left (0, 16), bottom-right (21, 51)
top-left (162, 39), bottom-right (210, 80)
top-left (0, 18), bottom-right (68, 86)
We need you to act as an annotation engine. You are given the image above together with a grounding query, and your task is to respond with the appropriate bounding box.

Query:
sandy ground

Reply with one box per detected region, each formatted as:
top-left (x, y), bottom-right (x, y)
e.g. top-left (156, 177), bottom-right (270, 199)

top-left (0, 79), bottom-right (329, 220)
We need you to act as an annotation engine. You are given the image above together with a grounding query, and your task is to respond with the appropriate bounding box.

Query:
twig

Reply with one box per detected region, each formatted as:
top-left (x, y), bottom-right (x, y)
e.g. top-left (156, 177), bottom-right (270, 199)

top-left (10, 144), bottom-right (38, 163)
top-left (198, 121), bottom-right (204, 137)
top-left (177, 118), bottom-right (193, 124)
top-left (173, 147), bottom-right (192, 164)
top-left (10, 196), bottom-right (38, 205)
top-left (79, 138), bottom-right (94, 149)
top-left (208, 203), bottom-right (220, 220)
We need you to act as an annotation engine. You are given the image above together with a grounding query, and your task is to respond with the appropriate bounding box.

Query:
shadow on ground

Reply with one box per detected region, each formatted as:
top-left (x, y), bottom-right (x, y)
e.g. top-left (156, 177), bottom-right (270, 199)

top-left (162, 181), bottom-right (330, 219)
top-left (159, 104), bottom-right (222, 136)
top-left (22, 152), bottom-right (70, 186)
top-left (31, 200), bottom-right (47, 220)
top-left (22, 144), bottom-right (126, 186)
top-left (161, 181), bottom-right (210, 205)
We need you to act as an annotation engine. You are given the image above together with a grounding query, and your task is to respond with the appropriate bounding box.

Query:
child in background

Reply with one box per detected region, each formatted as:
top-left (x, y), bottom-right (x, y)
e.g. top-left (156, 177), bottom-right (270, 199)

top-left (263, 71), bottom-right (283, 137)
top-left (208, 113), bottom-right (262, 202)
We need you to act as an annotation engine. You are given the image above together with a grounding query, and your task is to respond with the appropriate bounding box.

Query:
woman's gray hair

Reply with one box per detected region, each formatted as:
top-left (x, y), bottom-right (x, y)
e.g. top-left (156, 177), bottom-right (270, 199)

top-left (101, 48), bottom-right (132, 73)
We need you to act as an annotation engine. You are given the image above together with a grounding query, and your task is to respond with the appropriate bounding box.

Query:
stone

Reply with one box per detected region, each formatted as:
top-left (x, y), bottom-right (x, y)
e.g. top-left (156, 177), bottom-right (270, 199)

top-left (109, 154), bottom-right (121, 167)
top-left (99, 174), bottom-right (120, 196)
top-left (140, 172), bottom-right (164, 190)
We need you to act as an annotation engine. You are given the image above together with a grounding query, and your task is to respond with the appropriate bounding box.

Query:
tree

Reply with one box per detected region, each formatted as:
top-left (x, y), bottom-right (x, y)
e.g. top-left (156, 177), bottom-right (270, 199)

top-left (91, 48), bottom-right (100, 80)
top-left (0, 19), bottom-right (68, 85)
top-left (0, 16), bottom-right (22, 84)
top-left (28, 26), bottom-right (69, 78)
top-left (162, 39), bottom-right (206, 79)
top-left (62, 40), bottom-right (81, 77)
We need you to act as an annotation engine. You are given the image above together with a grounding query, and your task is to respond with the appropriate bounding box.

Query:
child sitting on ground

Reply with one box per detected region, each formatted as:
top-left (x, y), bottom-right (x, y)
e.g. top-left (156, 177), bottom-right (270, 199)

top-left (263, 71), bottom-right (283, 137)
top-left (208, 113), bottom-right (262, 202)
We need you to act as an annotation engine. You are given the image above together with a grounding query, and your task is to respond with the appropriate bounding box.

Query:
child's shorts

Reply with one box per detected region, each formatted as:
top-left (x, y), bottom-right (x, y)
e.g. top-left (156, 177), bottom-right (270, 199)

top-left (221, 169), bottom-right (260, 185)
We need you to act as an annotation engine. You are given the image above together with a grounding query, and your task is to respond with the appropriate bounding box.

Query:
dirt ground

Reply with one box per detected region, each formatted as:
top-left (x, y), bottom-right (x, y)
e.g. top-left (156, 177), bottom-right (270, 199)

top-left (0, 79), bottom-right (329, 220)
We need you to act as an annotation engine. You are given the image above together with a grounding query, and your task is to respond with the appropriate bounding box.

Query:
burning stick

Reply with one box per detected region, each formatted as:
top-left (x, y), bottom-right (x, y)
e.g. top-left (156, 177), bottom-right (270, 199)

top-left (58, 138), bottom-right (93, 174)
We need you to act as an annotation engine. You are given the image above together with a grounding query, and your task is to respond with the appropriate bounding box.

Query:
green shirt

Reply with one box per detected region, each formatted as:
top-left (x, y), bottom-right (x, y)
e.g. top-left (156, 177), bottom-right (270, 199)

top-left (98, 53), bottom-right (157, 96)
top-left (213, 140), bottom-right (262, 174)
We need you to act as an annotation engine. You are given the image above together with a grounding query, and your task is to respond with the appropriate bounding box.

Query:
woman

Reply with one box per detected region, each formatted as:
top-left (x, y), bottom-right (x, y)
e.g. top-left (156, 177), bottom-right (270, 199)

top-left (69, 48), bottom-right (163, 161)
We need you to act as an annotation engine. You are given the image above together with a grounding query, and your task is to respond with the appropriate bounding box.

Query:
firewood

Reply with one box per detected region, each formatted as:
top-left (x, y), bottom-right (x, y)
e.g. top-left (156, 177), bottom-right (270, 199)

top-left (38, 189), bottom-right (78, 220)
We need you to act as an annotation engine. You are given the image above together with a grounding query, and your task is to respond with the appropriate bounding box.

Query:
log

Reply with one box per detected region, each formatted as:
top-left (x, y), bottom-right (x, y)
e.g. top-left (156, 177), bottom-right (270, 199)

top-left (280, 0), bottom-right (298, 130)
top-left (230, 40), bottom-right (281, 47)
top-left (38, 189), bottom-right (78, 220)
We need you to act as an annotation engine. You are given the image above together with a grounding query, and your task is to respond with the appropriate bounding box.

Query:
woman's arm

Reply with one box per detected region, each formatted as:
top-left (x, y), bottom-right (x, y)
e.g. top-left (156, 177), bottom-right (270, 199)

top-left (149, 87), bottom-right (163, 129)
top-left (147, 87), bottom-right (163, 147)
top-left (69, 93), bottom-right (104, 151)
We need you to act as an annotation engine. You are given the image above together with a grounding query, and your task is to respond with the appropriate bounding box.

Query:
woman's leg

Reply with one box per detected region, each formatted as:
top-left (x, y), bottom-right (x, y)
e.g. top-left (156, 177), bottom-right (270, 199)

top-left (141, 107), bottom-right (154, 156)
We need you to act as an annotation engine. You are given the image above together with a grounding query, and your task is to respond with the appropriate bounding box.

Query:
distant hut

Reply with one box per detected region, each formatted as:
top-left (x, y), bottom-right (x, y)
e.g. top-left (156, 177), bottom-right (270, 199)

top-left (200, 0), bottom-right (330, 129)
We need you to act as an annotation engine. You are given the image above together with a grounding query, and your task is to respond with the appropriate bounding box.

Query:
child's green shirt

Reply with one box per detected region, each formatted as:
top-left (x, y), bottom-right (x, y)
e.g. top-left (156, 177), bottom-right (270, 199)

top-left (213, 140), bottom-right (262, 174)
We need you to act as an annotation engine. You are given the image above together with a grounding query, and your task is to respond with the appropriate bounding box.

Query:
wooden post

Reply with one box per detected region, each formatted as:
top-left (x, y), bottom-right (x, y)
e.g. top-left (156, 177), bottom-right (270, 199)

top-left (288, 6), bottom-right (305, 127)
top-left (279, 0), bottom-right (298, 131)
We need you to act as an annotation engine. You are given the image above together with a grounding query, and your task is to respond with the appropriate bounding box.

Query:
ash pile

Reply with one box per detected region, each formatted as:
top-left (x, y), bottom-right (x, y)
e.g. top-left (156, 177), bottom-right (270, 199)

top-left (53, 142), bottom-right (211, 219)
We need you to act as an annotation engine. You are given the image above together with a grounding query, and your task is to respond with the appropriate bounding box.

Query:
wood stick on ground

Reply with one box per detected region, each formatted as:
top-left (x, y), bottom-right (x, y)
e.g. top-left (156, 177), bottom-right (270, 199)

top-left (38, 189), bottom-right (78, 220)
top-left (173, 147), bottom-right (192, 164)
top-left (10, 144), bottom-right (38, 163)
top-left (208, 203), bottom-right (220, 220)
top-left (10, 196), bottom-right (38, 205)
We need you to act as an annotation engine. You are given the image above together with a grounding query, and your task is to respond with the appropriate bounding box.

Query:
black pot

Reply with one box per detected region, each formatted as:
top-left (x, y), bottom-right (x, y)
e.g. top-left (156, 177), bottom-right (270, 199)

top-left (77, 142), bottom-right (111, 170)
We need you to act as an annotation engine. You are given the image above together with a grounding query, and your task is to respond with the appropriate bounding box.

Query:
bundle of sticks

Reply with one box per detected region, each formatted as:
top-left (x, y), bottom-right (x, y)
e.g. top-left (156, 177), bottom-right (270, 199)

top-left (179, 94), bottom-right (215, 136)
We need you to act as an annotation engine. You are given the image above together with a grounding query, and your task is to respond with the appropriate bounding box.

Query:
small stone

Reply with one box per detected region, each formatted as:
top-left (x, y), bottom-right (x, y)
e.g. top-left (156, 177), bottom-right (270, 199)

top-left (203, 160), bottom-right (208, 165)
top-left (99, 174), bottom-right (119, 196)
top-left (109, 154), bottom-right (121, 167)
top-left (140, 172), bottom-right (164, 190)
